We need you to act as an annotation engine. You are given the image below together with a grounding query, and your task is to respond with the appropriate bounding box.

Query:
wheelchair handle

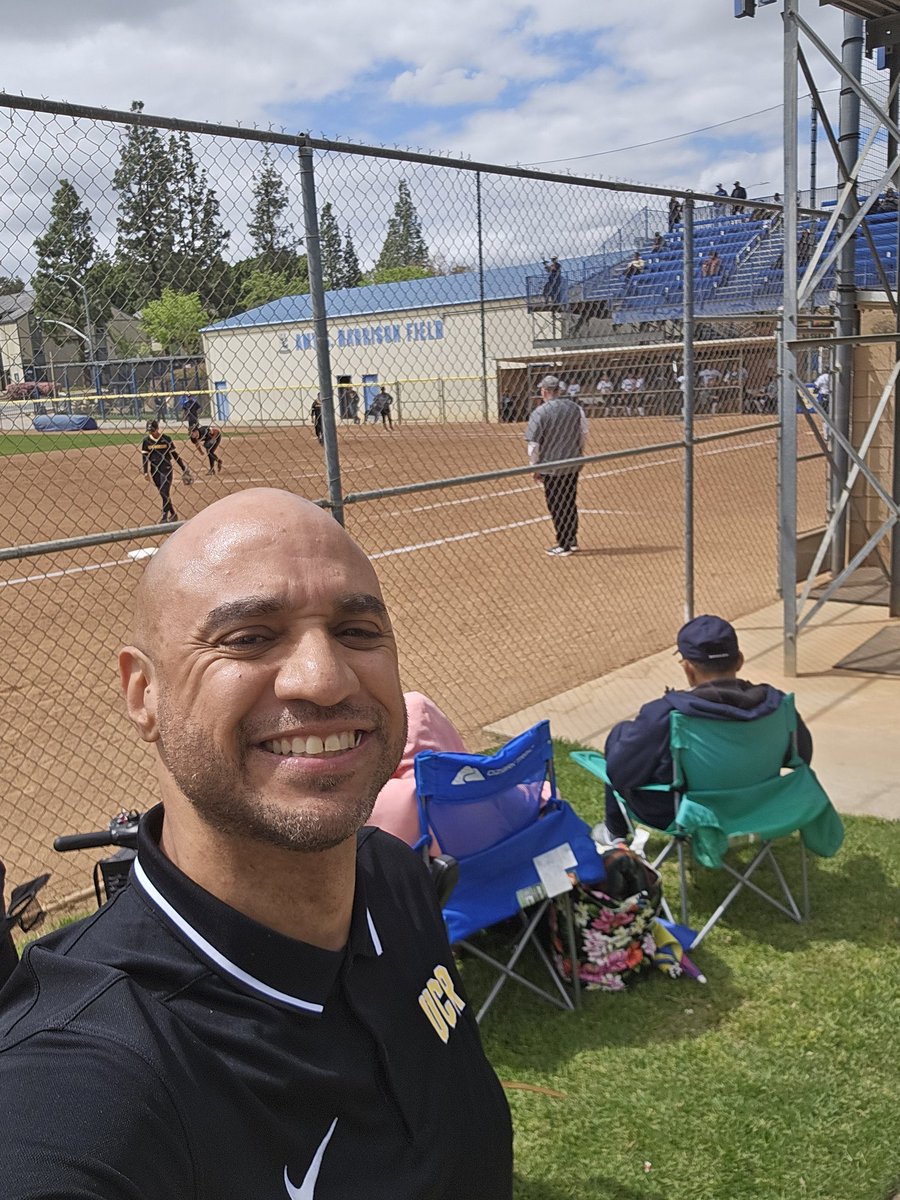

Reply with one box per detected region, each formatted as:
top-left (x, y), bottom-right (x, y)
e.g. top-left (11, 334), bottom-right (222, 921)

top-left (53, 826), bottom-right (139, 852)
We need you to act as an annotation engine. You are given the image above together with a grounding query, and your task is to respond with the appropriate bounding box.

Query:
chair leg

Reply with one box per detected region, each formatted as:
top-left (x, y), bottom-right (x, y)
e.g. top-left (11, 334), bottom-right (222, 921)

top-left (799, 836), bottom-right (810, 919)
top-left (688, 841), bottom-right (803, 949)
top-left (466, 900), bottom-right (575, 1022)
top-left (676, 838), bottom-right (689, 926)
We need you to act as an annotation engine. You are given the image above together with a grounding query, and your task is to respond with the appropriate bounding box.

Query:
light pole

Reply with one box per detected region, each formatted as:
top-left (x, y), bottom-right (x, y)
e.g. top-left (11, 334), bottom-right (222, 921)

top-left (58, 274), bottom-right (94, 364)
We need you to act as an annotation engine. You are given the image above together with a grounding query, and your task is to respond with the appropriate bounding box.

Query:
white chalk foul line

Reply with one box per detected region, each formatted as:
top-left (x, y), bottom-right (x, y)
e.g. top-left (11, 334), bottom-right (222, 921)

top-left (370, 516), bottom-right (548, 560)
top-left (0, 431), bottom-right (779, 589)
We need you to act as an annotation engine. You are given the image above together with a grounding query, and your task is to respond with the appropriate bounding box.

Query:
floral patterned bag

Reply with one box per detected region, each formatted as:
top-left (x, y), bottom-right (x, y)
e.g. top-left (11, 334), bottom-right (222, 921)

top-left (548, 849), bottom-right (662, 992)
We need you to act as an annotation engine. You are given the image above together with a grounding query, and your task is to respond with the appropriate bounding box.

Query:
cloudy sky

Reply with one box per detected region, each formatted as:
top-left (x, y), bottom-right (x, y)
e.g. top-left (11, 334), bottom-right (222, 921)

top-left (0, 1), bottom-right (877, 278)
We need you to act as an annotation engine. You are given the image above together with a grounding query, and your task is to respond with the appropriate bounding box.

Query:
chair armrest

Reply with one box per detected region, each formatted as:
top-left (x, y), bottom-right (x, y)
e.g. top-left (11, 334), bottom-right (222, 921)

top-left (428, 854), bottom-right (459, 909)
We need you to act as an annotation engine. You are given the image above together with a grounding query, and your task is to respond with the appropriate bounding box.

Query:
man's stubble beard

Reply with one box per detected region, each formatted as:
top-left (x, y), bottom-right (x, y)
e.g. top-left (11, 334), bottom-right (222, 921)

top-left (155, 693), bottom-right (407, 853)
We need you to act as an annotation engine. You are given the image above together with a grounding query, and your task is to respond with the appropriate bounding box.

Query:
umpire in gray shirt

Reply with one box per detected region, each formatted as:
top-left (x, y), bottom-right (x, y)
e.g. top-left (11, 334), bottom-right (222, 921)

top-left (526, 375), bottom-right (588, 557)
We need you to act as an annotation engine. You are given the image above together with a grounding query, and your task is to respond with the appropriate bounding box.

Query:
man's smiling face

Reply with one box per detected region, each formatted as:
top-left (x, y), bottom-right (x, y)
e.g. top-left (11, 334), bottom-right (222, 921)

top-left (123, 490), bottom-right (407, 854)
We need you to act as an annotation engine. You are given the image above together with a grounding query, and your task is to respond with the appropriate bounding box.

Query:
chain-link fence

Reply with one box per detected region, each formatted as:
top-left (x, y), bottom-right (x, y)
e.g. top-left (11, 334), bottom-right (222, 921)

top-left (0, 94), bottom-right (828, 908)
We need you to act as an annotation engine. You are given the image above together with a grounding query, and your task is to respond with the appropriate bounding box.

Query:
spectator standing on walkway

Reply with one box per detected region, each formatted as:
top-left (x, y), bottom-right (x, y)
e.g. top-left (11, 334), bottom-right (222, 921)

top-left (668, 196), bottom-right (682, 232)
top-left (526, 375), bottom-right (587, 557)
top-left (595, 615), bottom-right (814, 843)
top-left (713, 184), bottom-right (728, 215)
top-left (730, 181), bottom-right (747, 215)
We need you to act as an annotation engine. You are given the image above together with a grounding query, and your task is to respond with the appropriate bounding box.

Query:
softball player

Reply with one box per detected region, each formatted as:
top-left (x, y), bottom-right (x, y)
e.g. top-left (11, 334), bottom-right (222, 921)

top-left (189, 424), bottom-right (223, 474)
top-left (141, 420), bottom-right (192, 523)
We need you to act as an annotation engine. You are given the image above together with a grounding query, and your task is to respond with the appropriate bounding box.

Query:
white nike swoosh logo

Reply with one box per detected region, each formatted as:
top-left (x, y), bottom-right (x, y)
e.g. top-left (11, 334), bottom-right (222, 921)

top-left (284, 1118), bottom-right (338, 1200)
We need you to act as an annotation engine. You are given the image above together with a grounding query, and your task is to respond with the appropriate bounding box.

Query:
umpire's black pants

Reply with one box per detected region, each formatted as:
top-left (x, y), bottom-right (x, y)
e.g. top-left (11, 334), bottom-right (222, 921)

top-left (542, 471), bottom-right (579, 551)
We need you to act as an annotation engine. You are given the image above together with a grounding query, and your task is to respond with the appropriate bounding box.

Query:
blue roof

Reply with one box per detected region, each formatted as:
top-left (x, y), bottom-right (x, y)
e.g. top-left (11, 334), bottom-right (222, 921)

top-left (203, 256), bottom-right (594, 332)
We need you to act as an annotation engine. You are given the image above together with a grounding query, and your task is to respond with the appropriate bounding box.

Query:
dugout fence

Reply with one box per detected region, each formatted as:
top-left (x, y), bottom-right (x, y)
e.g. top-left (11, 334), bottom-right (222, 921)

top-left (0, 93), bottom-right (829, 910)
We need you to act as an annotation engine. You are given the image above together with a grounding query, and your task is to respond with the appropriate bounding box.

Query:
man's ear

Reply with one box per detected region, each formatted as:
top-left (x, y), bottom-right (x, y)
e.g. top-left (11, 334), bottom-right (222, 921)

top-left (119, 646), bottom-right (160, 743)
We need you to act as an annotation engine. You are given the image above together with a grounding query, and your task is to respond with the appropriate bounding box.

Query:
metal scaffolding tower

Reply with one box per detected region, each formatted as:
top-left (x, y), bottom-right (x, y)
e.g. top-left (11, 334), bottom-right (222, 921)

top-left (775, 0), bottom-right (900, 672)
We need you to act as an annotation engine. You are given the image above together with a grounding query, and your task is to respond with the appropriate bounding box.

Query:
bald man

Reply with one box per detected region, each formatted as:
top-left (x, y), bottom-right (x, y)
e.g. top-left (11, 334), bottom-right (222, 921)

top-left (0, 489), bottom-right (512, 1200)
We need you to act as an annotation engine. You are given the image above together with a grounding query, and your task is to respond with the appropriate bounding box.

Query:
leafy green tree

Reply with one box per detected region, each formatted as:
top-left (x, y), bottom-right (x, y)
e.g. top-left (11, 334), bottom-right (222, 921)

top-left (169, 132), bottom-right (230, 305)
top-left (239, 263), bottom-right (309, 312)
top-left (365, 264), bottom-right (434, 286)
top-left (113, 101), bottom-right (178, 311)
top-left (375, 180), bottom-right (431, 274)
top-left (319, 202), bottom-right (343, 291)
top-left (32, 179), bottom-right (97, 355)
top-left (0, 275), bottom-right (24, 295)
top-left (141, 288), bottom-right (209, 355)
top-left (341, 229), bottom-right (362, 288)
top-left (248, 148), bottom-right (300, 275)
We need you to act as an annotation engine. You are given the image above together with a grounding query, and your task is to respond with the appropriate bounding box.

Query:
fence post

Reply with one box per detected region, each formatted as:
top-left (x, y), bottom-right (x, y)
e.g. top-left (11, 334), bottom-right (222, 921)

top-left (682, 194), bottom-right (696, 624)
top-left (476, 171), bottom-right (489, 421)
top-left (299, 143), bottom-right (344, 526)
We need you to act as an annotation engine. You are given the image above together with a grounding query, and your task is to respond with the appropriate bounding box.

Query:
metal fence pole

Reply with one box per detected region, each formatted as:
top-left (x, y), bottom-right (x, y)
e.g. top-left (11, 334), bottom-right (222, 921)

top-left (781, 0), bottom-right (800, 676)
top-left (682, 195), bottom-right (696, 623)
top-left (832, 13), bottom-right (863, 577)
top-left (299, 144), bottom-right (344, 525)
top-left (476, 171), bottom-right (489, 421)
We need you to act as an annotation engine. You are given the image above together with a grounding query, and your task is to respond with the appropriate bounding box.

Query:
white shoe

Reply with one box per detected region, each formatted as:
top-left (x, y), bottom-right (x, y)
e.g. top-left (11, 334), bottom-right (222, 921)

top-left (591, 821), bottom-right (627, 846)
top-left (546, 546), bottom-right (573, 557)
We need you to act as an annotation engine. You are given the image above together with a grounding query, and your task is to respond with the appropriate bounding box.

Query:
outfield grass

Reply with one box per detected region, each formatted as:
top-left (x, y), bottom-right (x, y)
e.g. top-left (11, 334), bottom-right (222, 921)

top-left (476, 741), bottom-right (900, 1200)
top-left (0, 430), bottom-right (143, 456)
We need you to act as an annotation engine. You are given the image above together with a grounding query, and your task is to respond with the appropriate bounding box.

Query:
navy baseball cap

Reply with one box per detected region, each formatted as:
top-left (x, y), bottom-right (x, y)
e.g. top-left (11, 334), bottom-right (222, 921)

top-left (676, 615), bottom-right (739, 664)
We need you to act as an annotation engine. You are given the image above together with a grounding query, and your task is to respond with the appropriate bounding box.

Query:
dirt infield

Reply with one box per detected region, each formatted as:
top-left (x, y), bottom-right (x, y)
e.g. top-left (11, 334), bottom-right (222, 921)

top-left (0, 414), bottom-right (826, 903)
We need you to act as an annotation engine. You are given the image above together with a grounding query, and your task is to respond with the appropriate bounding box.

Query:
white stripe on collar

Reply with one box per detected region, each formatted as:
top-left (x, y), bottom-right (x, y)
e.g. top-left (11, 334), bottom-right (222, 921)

top-left (366, 907), bottom-right (383, 956)
top-left (133, 857), bottom-right (325, 1014)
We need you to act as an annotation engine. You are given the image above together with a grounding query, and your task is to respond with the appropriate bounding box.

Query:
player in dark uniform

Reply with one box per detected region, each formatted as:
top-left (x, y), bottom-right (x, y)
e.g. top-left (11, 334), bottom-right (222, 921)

top-left (189, 423), bottom-right (223, 474)
top-left (311, 395), bottom-right (324, 444)
top-left (141, 419), bottom-right (192, 523)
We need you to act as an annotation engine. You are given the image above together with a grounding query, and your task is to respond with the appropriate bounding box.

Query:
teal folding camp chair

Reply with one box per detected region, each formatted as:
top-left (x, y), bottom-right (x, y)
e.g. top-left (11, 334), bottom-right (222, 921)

top-left (572, 694), bottom-right (843, 948)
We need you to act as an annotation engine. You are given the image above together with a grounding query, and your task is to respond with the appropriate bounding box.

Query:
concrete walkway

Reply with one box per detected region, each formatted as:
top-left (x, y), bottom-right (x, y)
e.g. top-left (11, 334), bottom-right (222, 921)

top-left (485, 599), bottom-right (899, 821)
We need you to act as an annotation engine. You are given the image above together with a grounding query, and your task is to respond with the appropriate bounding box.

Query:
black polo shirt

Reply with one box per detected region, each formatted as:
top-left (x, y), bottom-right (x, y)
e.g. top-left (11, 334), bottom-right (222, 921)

top-left (0, 807), bottom-right (512, 1199)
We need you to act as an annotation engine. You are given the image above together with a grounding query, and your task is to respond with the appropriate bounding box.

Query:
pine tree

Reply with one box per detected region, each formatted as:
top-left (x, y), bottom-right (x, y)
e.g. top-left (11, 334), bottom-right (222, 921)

top-left (341, 228), bottom-right (362, 288)
top-left (248, 148), bottom-right (299, 275)
top-left (32, 179), bottom-right (97, 352)
top-left (112, 101), bottom-right (178, 311)
top-left (319, 202), bottom-right (343, 291)
top-left (169, 132), bottom-right (230, 303)
top-left (375, 180), bottom-right (431, 274)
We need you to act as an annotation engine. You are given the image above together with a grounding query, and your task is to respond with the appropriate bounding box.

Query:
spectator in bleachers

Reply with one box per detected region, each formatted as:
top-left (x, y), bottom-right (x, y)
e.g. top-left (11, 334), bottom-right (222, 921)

top-left (668, 196), bottom-right (682, 232)
top-left (624, 251), bottom-right (645, 279)
top-left (713, 184), bottom-right (728, 215)
top-left (651, 231), bottom-right (665, 253)
top-left (542, 257), bottom-right (563, 303)
top-left (874, 186), bottom-right (898, 214)
top-left (797, 224), bottom-right (816, 266)
top-left (730, 181), bottom-right (747, 215)
top-left (595, 372), bottom-right (614, 403)
top-left (700, 249), bottom-right (722, 277)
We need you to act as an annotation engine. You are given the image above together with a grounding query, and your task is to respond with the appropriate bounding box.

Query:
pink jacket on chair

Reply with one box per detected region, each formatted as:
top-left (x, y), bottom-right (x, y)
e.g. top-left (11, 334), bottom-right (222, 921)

top-left (369, 692), bottom-right (467, 849)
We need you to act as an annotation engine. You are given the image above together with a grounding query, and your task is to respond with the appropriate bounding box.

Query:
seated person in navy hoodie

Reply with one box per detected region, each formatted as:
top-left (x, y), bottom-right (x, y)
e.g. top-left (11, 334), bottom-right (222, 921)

top-left (597, 615), bottom-right (813, 842)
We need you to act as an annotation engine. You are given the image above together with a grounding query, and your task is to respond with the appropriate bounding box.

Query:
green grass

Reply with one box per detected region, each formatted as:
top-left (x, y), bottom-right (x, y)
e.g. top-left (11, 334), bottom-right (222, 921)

top-left (0, 430), bottom-right (143, 456)
top-left (472, 740), bottom-right (900, 1200)
top-left (12, 742), bottom-right (900, 1198)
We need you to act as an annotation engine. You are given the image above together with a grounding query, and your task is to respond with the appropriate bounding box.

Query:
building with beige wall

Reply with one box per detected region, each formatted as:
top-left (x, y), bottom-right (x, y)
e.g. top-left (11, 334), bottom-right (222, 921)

top-left (201, 263), bottom-right (551, 425)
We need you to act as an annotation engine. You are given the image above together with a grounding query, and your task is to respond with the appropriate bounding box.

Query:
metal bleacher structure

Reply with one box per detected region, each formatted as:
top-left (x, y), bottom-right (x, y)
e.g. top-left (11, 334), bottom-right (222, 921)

top-left (525, 202), bottom-right (900, 333)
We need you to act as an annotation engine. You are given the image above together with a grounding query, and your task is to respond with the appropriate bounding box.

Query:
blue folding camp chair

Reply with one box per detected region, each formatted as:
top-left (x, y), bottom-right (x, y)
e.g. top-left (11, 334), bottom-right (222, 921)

top-left (414, 720), bottom-right (605, 1022)
top-left (571, 694), bottom-right (843, 948)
